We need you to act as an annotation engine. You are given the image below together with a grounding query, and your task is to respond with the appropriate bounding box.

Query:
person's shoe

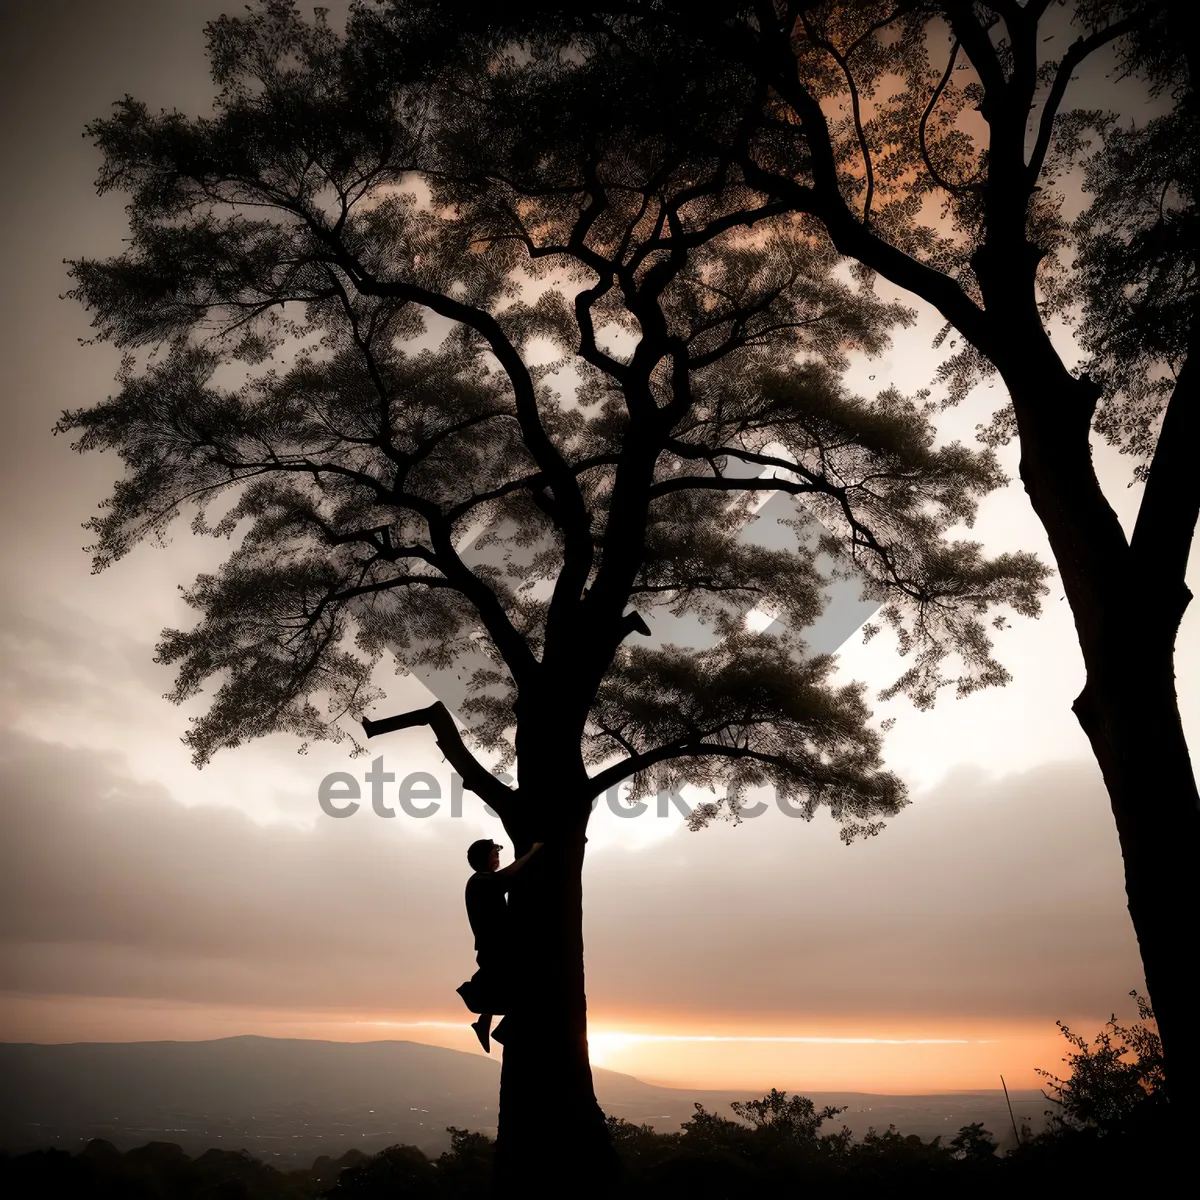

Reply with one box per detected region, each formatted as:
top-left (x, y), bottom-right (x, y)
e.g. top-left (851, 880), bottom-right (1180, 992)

top-left (471, 1018), bottom-right (491, 1053)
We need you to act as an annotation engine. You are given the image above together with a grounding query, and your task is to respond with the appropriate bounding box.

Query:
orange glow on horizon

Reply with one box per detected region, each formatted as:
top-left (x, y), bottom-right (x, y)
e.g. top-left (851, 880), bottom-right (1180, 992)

top-left (0, 992), bottom-right (1087, 1094)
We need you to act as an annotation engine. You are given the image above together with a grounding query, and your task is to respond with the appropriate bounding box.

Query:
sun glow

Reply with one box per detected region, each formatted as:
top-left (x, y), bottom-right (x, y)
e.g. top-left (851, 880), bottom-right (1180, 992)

top-left (361, 1021), bottom-right (1043, 1090)
top-left (583, 1028), bottom-right (989, 1067)
top-left (0, 996), bottom-right (1076, 1092)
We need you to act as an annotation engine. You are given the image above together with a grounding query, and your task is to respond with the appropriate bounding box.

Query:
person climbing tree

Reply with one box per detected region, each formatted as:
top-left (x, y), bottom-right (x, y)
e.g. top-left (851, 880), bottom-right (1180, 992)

top-left (457, 839), bottom-right (544, 1052)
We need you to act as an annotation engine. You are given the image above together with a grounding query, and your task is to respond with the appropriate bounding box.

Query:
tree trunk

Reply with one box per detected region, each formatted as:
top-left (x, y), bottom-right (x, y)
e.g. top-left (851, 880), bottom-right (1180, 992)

top-left (491, 815), bottom-right (619, 1197)
top-left (1071, 614), bottom-right (1200, 1124)
top-left (1004, 353), bottom-right (1200, 1125)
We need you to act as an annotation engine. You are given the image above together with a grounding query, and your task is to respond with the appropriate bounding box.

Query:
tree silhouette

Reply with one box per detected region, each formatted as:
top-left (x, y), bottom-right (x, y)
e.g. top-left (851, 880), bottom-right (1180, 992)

top-left (323, 1144), bottom-right (437, 1197)
top-left (1037, 991), bottom-right (1167, 1133)
top-left (728, 1088), bottom-right (846, 1145)
top-left (383, 0), bottom-right (1200, 1125)
top-left (948, 1122), bottom-right (997, 1160)
top-left (59, 3), bottom-right (1045, 1191)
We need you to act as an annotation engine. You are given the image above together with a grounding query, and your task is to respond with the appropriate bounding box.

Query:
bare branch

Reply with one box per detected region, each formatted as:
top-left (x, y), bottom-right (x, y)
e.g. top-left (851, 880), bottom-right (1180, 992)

top-left (362, 700), bottom-right (516, 819)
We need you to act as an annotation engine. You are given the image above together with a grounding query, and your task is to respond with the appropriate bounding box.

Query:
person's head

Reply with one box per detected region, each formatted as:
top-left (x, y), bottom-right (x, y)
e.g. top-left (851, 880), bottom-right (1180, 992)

top-left (467, 839), bottom-right (503, 873)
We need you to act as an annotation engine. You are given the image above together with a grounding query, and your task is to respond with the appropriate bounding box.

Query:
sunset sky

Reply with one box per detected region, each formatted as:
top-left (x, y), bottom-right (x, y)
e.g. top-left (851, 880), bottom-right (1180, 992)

top-left (1, 1), bottom-right (1192, 1094)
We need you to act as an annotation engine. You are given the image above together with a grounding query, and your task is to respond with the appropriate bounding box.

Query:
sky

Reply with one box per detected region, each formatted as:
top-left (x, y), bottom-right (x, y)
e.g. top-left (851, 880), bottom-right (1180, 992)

top-left (0, 0), bottom-right (1193, 1094)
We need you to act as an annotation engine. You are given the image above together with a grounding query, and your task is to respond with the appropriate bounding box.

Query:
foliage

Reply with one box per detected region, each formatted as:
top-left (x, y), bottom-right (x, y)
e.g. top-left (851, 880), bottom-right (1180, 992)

top-left (948, 1120), bottom-right (998, 1159)
top-left (728, 1086), bottom-right (846, 1143)
top-left (323, 1143), bottom-right (437, 1196)
top-left (58, 0), bottom-right (1047, 840)
top-left (1069, 2), bottom-right (1200, 479)
top-left (1036, 990), bottom-right (1168, 1132)
top-left (399, 0), bottom-right (1194, 477)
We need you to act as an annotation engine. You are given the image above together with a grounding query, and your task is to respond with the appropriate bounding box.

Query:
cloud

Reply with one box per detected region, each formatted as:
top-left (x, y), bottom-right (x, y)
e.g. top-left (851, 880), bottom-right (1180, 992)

top-left (0, 726), bottom-right (1142, 1025)
top-left (583, 758), bottom-right (1143, 1020)
top-left (0, 582), bottom-right (450, 826)
top-left (0, 728), bottom-right (467, 1010)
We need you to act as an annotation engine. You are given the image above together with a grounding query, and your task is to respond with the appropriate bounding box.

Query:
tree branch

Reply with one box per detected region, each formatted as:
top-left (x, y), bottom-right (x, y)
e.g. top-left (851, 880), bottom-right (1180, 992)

top-left (619, 609), bottom-right (653, 638)
top-left (942, 1), bottom-right (1008, 97)
top-left (1130, 321), bottom-right (1200, 596)
top-left (305, 217), bottom-right (593, 559)
top-left (1027, 13), bottom-right (1146, 185)
top-left (799, 10), bottom-right (876, 226)
top-left (589, 737), bottom-right (801, 799)
top-left (919, 39), bottom-right (977, 197)
top-left (734, 156), bottom-right (992, 351)
top-left (362, 700), bottom-right (516, 818)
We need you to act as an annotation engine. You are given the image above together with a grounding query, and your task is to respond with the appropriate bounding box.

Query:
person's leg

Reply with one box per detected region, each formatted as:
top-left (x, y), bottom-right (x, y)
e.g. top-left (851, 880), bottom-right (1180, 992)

top-left (471, 1013), bottom-right (493, 1052)
top-left (488, 962), bottom-right (515, 1046)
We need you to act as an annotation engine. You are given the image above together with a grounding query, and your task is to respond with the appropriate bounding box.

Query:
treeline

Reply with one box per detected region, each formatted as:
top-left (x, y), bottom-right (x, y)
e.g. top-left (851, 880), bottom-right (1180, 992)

top-left (0, 1102), bottom-right (1163, 1199)
top-left (0, 1095), bottom-right (1165, 1199)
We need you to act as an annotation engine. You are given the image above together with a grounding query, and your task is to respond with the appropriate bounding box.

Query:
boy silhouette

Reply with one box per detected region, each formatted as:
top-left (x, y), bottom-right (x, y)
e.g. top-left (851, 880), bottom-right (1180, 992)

top-left (456, 837), bottom-right (543, 1052)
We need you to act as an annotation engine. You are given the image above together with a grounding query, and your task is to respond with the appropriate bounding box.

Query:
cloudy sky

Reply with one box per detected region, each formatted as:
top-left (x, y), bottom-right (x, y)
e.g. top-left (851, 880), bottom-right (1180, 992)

top-left (0, 1), bottom-right (1192, 1093)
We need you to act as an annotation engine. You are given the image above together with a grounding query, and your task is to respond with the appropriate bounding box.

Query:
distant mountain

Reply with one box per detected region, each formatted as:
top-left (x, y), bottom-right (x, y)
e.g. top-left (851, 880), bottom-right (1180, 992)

top-left (0, 1036), bottom-right (1049, 1165)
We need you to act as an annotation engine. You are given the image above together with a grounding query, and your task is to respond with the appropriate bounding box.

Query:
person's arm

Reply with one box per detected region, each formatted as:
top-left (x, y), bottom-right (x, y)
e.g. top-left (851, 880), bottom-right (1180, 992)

top-left (494, 841), bottom-right (544, 881)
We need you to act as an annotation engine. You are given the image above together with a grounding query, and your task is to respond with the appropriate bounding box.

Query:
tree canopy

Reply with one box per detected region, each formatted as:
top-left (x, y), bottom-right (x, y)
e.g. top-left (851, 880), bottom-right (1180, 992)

top-left (59, 0), bottom-right (1046, 837)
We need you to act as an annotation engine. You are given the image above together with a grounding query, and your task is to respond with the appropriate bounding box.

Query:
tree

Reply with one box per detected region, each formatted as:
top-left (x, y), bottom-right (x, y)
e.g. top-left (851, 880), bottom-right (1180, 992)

top-left (390, 0), bottom-right (1200, 1123)
top-left (948, 1121), bottom-right (997, 1160)
top-left (58, 3), bottom-right (1045, 1190)
top-left (433, 1127), bottom-right (494, 1199)
top-left (1037, 991), bottom-right (1167, 1133)
top-left (728, 1088), bottom-right (846, 1146)
top-left (321, 1144), bottom-right (437, 1198)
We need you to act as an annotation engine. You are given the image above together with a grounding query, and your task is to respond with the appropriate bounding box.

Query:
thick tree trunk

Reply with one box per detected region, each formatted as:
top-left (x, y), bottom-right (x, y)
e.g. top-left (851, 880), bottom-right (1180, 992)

top-left (1071, 616), bottom-right (1200, 1123)
top-left (491, 813), bottom-right (619, 1196)
top-left (1003, 352), bottom-right (1200, 1124)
